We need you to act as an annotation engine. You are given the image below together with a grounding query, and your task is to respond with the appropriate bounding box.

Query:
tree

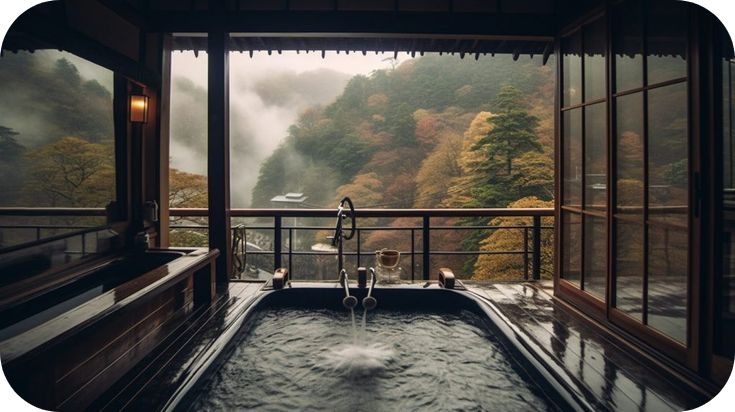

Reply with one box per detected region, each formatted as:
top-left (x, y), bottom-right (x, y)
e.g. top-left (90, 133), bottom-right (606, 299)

top-left (414, 131), bottom-right (463, 208)
top-left (511, 150), bottom-right (554, 200)
top-left (168, 167), bottom-right (209, 247)
top-left (169, 168), bottom-right (208, 208)
top-left (334, 173), bottom-right (383, 206)
top-left (472, 85), bottom-right (541, 178)
top-left (25, 136), bottom-right (114, 207)
top-left (473, 196), bottom-right (554, 281)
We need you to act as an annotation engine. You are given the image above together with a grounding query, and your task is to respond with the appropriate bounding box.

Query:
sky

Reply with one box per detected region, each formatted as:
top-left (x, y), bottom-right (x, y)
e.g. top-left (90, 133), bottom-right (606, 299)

top-left (170, 50), bottom-right (407, 207)
top-left (171, 50), bottom-right (397, 88)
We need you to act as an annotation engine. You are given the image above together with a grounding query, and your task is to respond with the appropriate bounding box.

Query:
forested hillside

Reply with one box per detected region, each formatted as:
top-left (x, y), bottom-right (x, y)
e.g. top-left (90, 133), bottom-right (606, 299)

top-left (251, 55), bottom-right (555, 279)
top-left (0, 52), bottom-right (115, 209)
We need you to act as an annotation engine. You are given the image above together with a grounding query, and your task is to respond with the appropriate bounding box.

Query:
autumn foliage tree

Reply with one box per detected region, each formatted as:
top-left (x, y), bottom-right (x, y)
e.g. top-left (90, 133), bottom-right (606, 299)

top-left (168, 167), bottom-right (209, 247)
top-left (26, 136), bottom-right (115, 207)
top-left (473, 197), bottom-right (554, 280)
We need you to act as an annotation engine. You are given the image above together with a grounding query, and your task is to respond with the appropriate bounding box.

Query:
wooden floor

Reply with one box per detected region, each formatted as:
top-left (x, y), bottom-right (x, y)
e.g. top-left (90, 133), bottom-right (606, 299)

top-left (466, 282), bottom-right (708, 411)
top-left (94, 280), bottom-right (710, 411)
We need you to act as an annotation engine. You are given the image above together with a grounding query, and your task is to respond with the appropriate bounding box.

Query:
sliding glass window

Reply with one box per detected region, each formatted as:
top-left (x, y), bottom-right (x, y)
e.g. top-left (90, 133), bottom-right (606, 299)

top-left (560, 15), bottom-right (608, 301)
top-left (611, 0), bottom-right (689, 345)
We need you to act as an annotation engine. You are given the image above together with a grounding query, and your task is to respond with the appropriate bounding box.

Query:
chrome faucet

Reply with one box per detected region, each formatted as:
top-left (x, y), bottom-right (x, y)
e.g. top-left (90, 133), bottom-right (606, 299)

top-left (329, 197), bottom-right (355, 273)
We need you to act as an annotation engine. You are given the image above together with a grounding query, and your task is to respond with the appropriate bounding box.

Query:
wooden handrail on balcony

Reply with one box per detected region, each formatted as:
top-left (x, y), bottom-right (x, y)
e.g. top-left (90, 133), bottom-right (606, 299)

top-left (171, 207), bottom-right (553, 281)
top-left (170, 207), bottom-right (554, 218)
top-left (0, 208), bottom-right (106, 216)
top-left (0, 207), bottom-right (554, 281)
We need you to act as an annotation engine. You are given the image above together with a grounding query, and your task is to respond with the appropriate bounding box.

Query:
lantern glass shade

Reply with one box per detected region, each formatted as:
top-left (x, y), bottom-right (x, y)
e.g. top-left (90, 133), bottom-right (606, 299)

top-left (129, 94), bottom-right (149, 123)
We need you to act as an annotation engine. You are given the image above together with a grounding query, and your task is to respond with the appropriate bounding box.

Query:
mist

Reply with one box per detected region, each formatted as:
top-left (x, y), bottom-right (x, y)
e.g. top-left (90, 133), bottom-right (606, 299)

top-left (170, 51), bottom-right (394, 207)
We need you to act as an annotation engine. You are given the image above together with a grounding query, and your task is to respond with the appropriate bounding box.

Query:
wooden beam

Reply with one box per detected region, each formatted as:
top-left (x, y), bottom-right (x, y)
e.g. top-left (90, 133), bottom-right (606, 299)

top-left (207, 27), bottom-right (232, 282)
top-left (149, 11), bottom-right (556, 37)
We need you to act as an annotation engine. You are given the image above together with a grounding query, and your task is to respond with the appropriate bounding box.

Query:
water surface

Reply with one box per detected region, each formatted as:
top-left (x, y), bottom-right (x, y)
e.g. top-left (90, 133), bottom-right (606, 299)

top-left (192, 308), bottom-right (559, 411)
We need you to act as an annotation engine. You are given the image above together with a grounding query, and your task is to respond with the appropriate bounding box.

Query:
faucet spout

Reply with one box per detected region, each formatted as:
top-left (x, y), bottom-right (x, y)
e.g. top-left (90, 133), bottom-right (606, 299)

top-left (362, 268), bottom-right (377, 310)
top-left (339, 269), bottom-right (358, 309)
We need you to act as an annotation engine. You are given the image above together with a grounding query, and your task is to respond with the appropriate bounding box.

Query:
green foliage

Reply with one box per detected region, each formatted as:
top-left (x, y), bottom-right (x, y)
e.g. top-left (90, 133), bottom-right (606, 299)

top-left (249, 55), bottom-right (555, 279)
top-left (252, 55), bottom-right (550, 209)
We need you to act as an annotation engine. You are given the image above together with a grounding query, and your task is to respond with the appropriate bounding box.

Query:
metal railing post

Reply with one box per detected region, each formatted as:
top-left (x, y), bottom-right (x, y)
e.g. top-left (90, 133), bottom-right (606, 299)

top-left (410, 228), bottom-right (415, 282)
top-left (288, 227), bottom-right (293, 278)
top-left (523, 227), bottom-right (529, 280)
top-left (356, 229), bottom-right (361, 268)
top-left (422, 215), bottom-right (430, 280)
top-left (532, 215), bottom-right (541, 280)
top-left (274, 216), bottom-right (282, 270)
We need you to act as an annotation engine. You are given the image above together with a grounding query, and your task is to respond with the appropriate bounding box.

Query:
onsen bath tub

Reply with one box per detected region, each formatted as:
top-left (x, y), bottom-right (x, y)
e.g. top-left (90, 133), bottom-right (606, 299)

top-left (165, 284), bottom-right (587, 412)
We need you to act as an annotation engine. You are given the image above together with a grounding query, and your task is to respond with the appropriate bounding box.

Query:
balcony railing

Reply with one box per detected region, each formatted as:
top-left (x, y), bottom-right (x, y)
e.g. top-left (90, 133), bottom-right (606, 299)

top-left (0, 207), bottom-right (554, 281)
top-left (170, 208), bottom-right (554, 281)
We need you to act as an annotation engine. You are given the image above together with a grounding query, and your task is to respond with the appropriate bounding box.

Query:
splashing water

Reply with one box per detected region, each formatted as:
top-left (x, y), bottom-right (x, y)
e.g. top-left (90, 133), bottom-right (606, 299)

top-left (320, 307), bottom-right (395, 377)
top-left (318, 341), bottom-right (395, 377)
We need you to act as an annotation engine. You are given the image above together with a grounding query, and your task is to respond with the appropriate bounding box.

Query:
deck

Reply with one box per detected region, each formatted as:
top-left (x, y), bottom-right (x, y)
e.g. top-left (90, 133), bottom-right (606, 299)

top-left (467, 282), bottom-right (707, 411)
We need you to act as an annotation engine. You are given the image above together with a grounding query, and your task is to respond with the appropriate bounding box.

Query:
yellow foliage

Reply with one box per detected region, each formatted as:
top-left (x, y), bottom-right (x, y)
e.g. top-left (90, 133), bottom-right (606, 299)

top-left (473, 196), bottom-right (554, 281)
top-left (441, 111), bottom-right (494, 207)
top-left (25, 136), bottom-right (115, 207)
top-left (169, 168), bottom-right (208, 208)
top-left (414, 131), bottom-right (463, 208)
top-left (335, 172), bottom-right (383, 206)
top-left (367, 93), bottom-right (388, 107)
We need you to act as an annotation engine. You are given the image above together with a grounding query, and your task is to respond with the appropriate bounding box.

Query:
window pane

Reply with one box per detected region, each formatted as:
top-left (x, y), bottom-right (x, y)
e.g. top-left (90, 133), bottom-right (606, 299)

top-left (169, 49), bottom-right (209, 248)
top-left (562, 212), bottom-right (582, 286)
top-left (647, 225), bottom-right (687, 343)
top-left (0, 50), bottom-right (115, 249)
top-left (648, 83), bottom-right (688, 227)
top-left (615, 219), bottom-right (644, 320)
top-left (583, 215), bottom-right (606, 299)
top-left (616, 92), bottom-right (644, 213)
top-left (584, 102), bottom-right (607, 210)
top-left (613, 0), bottom-right (643, 92)
top-left (563, 31), bottom-right (582, 107)
top-left (584, 17), bottom-right (606, 102)
top-left (563, 108), bottom-right (582, 207)
top-left (647, 0), bottom-right (687, 85)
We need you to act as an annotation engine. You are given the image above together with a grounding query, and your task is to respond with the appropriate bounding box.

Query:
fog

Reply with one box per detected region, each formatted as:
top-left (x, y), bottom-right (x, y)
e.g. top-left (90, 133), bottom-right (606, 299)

top-left (170, 51), bottom-right (396, 207)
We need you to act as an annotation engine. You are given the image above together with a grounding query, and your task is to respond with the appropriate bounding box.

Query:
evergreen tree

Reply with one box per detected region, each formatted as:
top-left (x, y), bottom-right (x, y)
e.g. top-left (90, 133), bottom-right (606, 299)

top-left (471, 85), bottom-right (542, 205)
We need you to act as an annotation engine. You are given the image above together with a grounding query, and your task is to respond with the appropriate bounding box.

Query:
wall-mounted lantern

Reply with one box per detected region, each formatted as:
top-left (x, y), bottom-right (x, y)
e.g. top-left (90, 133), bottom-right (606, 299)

top-left (129, 94), bottom-right (149, 123)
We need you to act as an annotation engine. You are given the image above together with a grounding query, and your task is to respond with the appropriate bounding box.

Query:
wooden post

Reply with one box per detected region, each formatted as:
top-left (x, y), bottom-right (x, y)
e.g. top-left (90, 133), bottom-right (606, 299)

top-left (208, 27), bottom-right (232, 282)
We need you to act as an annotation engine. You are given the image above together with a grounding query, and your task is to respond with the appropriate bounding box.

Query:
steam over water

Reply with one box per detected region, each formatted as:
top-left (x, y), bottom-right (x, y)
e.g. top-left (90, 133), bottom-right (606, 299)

top-left (191, 309), bottom-right (558, 411)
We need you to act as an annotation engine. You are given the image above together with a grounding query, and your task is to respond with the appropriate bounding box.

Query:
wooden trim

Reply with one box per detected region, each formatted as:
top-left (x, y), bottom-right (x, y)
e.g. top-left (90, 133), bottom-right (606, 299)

top-left (557, 279), bottom-right (606, 321)
top-left (610, 307), bottom-right (688, 364)
top-left (641, 0), bottom-right (650, 326)
top-left (560, 97), bottom-right (606, 111)
top-left (686, 1), bottom-right (700, 371)
top-left (157, 34), bottom-right (173, 248)
top-left (606, 2), bottom-right (616, 322)
top-left (554, 35), bottom-right (562, 297)
top-left (613, 76), bottom-right (687, 97)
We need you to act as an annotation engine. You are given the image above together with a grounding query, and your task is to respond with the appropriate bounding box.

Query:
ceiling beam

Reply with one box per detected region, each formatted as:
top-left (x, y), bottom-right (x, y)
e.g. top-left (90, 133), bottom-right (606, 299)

top-left (151, 11), bottom-right (556, 37)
